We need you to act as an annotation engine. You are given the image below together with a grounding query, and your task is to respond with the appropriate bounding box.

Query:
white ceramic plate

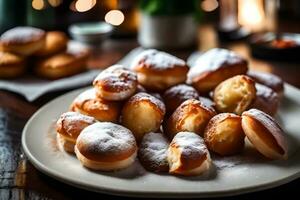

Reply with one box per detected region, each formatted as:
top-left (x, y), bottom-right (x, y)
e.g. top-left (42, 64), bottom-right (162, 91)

top-left (22, 84), bottom-right (300, 198)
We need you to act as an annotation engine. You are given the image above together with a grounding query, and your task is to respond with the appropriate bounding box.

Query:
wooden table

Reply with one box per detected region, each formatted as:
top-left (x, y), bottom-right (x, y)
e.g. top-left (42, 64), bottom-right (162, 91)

top-left (1, 25), bottom-right (300, 199)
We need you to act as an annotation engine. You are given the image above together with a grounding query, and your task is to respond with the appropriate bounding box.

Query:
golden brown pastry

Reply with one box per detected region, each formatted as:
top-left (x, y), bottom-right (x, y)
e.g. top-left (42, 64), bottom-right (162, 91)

top-left (163, 84), bottom-right (199, 115)
top-left (56, 112), bottom-right (96, 153)
top-left (70, 88), bottom-right (121, 122)
top-left (35, 31), bottom-right (68, 56)
top-left (34, 47), bottom-right (89, 79)
top-left (247, 71), bottom-right (284, 97)
top-left (187, 48), bottom-right (248, 93)
top-left (204, 113), bottom-right (245, 156)
top-left (0, 51), bottom-right (26, 78)
top-left (213, 75), bottom-right (256, 115)
top-left (168, 131), bottom-right (212, 176)
top-left (242, 109), bottom-right (288, 160)
top-left (250, 83), bottom-right (280, 116)
top-left (138, 132), bottom-right (169, 173)
top-left (131, 49), bottom-right (189, 91)
top-left (121, 92), bottom-right (166, 142)
top-left (165, 99), bottom-right (216, 139)
top-left (0, 26), bottom-right (46, 56)
top-left (93, 65), bottom-right (138, 101)
top-left (75, 122), bottom-right (137, 171)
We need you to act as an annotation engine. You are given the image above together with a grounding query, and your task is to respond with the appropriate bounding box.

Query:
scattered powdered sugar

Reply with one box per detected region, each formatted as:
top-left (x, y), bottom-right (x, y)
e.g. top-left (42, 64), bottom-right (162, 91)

top-left (93, 65), bottom-right (137, 91)
top-left (255, 83), bottom-right (278, 100)
top-left (131, 49), bottom-right (186, 71)
top-left (248, 71), bottom-right (283, 91)
top-left (129, 92), bottom-right (166, 114)
top-left (187, 48), bottom-right (244, 83)
top-left (77, 122), bottom-right (136, 154)
top-left (73, 88), bottom-right (97, 104)
top-left (171, 132), bottom-right (208, 159)
top-left (164, 84), bottom-right (199, 100)
top-left (57, 112), bottom-right (96, 137)
top-left (1, 26), bottom-right (45, 43)
top-left (139, 132), bottom-right (169, 168)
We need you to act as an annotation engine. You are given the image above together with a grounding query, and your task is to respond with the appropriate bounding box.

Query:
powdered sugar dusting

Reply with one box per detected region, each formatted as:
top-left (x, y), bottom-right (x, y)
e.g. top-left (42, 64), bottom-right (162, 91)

top-left (139, 132), bottom-right (169, 169)
top-left (77, 122), bottom-right (136, 155)
top-left (130, 92), bottom-right (166, 114)
top-left (57, 112), bottom-right (96, 138)
top-left (164, 84), bottom-right (199, 101)
top-left (131, 49), bottom-right (186, 70)
top-left (171, 132), bottom-right (209, 159)
top-left (73, 88), bottom-right (96, 104)
top-left (93, 65), bottom-right (137, 91)
top-left (1, 26), bottom-right (45, 43)
top-left (187, 48), bottom-right (244, 83)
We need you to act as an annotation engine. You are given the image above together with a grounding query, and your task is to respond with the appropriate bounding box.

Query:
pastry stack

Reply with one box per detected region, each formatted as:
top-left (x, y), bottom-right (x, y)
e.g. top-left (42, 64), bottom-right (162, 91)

top-left (55, 48), bottom-right (288, 176)
top-left (0, 26), bottom-right (89, 79)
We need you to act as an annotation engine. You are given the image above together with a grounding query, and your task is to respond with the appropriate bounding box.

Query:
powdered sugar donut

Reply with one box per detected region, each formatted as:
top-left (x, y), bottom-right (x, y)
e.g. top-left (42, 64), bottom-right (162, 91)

top-left (138, 132), bottom-right (169, 172)
top-left (187, 48), bottom-right (248, 93)
top-left (168, 132), bottom-right (212, 176)
top-left (56, 112), bottom-right (96, 153)
top-left (0, 26), bottom-right (46, 56)
top-left (131, 49), bottom-right (189, 91)
top-left (241, 109), bottom-right (288, 160)
top-left (75, 122), bottom-right (137, 171)
top-left (70, 88), bottom-right (121, 122)
top-left (93, 65), bottom-right (138, 101)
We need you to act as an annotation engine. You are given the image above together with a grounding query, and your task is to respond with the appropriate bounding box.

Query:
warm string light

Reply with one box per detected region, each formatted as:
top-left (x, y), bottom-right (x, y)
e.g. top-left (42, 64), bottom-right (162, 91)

top-left (105, 10), bottom-right (125, 26)
top-left (201, 0), bottom-right (219, 12)
top-left (75, 0), bottom-right (96, 12)
top-left (32, 0), bottom-right (45, 10)
top-left (48, 0), bottom-right (62, 7)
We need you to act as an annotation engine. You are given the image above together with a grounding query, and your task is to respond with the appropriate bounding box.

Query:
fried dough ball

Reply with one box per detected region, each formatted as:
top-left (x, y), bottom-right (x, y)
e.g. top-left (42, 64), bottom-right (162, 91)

top-left (247, 71), bottom-right (284, 97)
top-left (163, 84), bottom-right (199, 115)
top-left (0, 26), bottom-right (46, 56)
top-left (131, 49), bottom-right (189, 91)
top-left (187, 48), bottom-right (248, 93)
top-left (168, 132), bottom-right (212, 176)
top-left (121, 92), bottom-right (166, 142)
top-left (138, 132), bottom-right (169, 173)
top-left (75, 122), bottom-right (137, 171)
top-left (70, 88), bottom-right (121, 122)
top-left (56, 112), bottom-right (96, 153)
top-left (93, 65), bottom-right (138, 101)
top-left (165, 99), bottom-right (216, 139)
top-left (241, 109), bottom-right (288, 160)
top-left (250, 83), bottom-right (280, 116)
top-left (213, 75), bottom-right (256, 115)
top-left (204, 113), bottom-right (245, 156)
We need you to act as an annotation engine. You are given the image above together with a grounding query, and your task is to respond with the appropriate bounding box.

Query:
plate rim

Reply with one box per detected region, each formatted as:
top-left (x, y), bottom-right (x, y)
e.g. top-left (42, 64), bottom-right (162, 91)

top-left (22, 84), bottom-right (300, 198)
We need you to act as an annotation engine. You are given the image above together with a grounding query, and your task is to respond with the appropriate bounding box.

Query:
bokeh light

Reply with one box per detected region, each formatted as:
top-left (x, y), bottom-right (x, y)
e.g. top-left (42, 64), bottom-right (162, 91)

top-left (32, 0), bottom-right (45, 10)
top-left (201, 0), bottom-right (219, 12)
top-left (105, 10), bottom-right (125, 26)
top-left (48, 0), bottom-right (62, 7)
top-left (75, 0), bottom-right (96, 12)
